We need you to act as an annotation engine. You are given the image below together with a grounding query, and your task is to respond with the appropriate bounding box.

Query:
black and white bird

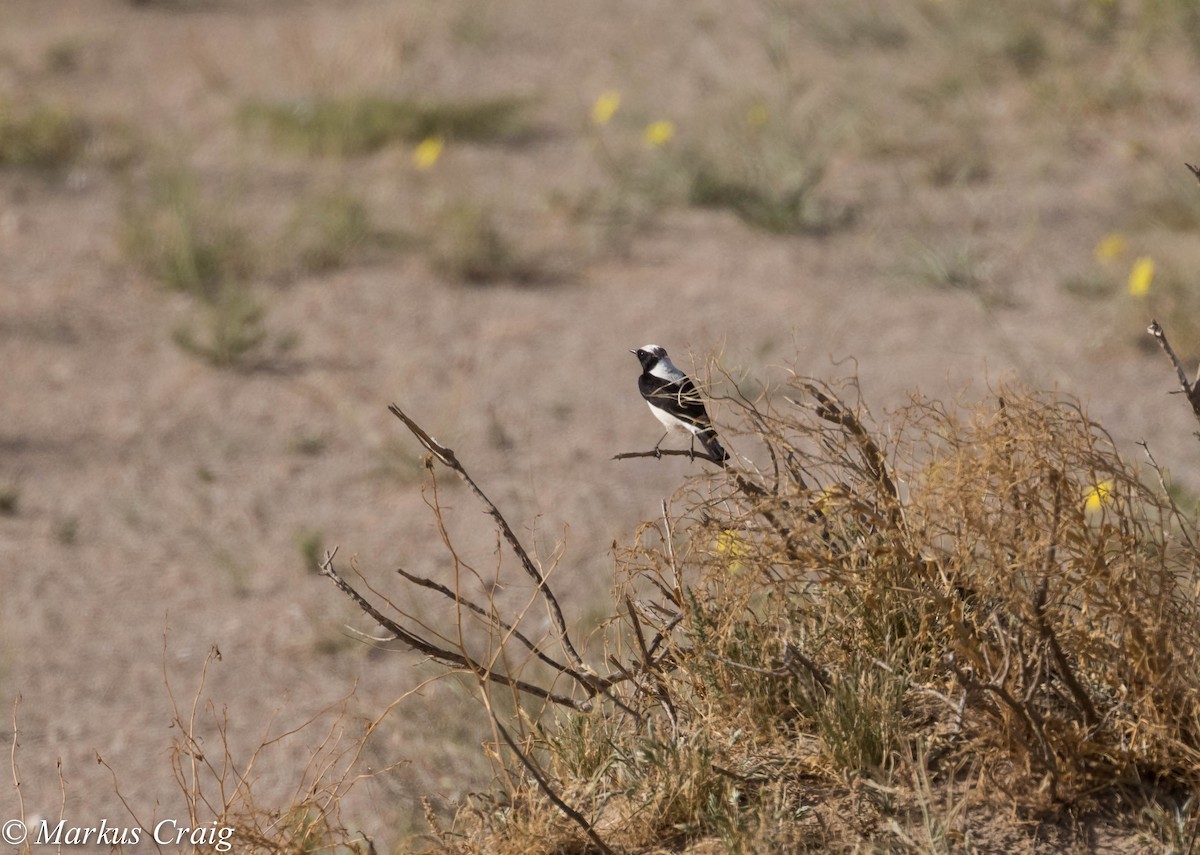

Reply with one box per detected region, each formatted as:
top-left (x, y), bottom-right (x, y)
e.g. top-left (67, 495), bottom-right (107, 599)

top-left (631, 344), bottom-right (728, 464)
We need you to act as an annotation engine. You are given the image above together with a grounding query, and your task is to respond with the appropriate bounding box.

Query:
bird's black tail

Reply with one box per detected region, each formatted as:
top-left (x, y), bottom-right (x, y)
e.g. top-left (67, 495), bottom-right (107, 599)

top-left (698, 429), bottom-right (729, 466)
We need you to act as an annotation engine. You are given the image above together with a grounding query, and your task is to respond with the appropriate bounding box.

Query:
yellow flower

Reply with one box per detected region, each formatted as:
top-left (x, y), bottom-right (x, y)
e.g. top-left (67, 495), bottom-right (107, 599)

top-left (1128, 256), bottom-right (1154, 297)
top-left (1094, 233), bottom-right (1127, 263)
top-left (1084, 480), bottom-right (1113, 512)
top-left (813, 483), bottom-right (850, 510)
top-left (746, 102), bottom-right (770, 129)
top-left (412, 136), bottom-right (444, 170)
top-left (715, 528), bottom-right (748, 572)
top-left (591, 91), bottom-right (621, 126)
top-left (643, 119), bottom-right (675, 147)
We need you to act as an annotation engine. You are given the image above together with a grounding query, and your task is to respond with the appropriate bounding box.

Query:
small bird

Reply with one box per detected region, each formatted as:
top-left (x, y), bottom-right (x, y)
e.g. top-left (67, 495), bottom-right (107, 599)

top-left (631, 344), bottom-right (728, 464)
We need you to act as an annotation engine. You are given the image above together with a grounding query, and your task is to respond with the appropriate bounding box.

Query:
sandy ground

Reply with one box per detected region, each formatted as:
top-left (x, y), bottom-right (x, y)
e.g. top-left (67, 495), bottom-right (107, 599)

top-left (2, 0), bottom-right (1200, 849)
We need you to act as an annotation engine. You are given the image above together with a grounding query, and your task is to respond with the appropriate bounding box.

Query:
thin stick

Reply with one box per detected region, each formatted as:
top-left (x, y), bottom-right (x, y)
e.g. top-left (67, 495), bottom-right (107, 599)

top-left (1138, 440), bottom-right (1198, 552)
top-left (612, 448), bottom-right (725, 465)
top-left (96, 753), bottom-right (152, 843)
top-left (492, 718), bottom-right (616, 855)
top-left (388, 405), bottom-right (590, 676)
top-left (9, 696), bottom-right (24, 828)
top-left (395, 567), bottom-right (602, 692)
top-left (322, 550), bottom-right (590, 711)
top-left (800, 384), bottom-right (900, 507)
top-left (660, 500), bottom-right (681, 603)
top-left (1034, 474), bottom-right (1098, 728)
top-left (1147, 320), bottom-right (1200, 424)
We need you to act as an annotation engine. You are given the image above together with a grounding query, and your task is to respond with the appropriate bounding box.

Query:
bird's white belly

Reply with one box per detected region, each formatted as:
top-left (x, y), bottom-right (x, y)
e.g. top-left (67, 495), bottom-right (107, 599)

top-left (647, 401), bottom-right (697, 435)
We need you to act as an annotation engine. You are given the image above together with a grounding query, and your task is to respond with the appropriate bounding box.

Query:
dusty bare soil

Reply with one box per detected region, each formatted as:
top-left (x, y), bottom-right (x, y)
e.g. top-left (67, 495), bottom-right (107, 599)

top-left (2, 0), bottom-right (1200, 850)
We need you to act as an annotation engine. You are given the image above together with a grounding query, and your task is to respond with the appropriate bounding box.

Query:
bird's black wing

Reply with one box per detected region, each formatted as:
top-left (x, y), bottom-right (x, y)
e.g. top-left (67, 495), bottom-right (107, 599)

top-left (639, 373), bottom-right (712, 429)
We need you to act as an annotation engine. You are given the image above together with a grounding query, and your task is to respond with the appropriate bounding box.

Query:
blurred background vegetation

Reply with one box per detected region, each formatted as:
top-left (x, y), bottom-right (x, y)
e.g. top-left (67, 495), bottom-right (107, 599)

top-left (5, 0), bottom-right (1200, 852)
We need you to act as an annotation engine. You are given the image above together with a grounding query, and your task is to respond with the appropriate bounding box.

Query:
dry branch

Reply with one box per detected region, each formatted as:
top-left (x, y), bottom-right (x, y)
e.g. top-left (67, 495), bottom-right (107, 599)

top-left (388, 404), bottom-right (591, 677)
top-left (1033, 475), bottom-right (1099, 729)
top-left (323, 406), bottom-right (666, 727)
top-left (1147, 320), bottom-right (1200, 428)
top-left (801, 383), bottom-right (901, 511)
top-left (612, 447), bottom-right (726, 465)
top-left (394, 566), bottom-right (600, 692)
top-left (491, 719), bottom-right (616, 855)
top-left (615, 420), bottom-right (820, 564)
top-left (322, 551), bottom-right (591, 710)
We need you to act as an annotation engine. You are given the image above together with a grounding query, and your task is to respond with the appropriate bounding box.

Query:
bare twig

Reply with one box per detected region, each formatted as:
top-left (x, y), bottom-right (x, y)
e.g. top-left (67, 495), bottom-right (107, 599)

top-left (800, 384), bottom-right (900, 511)
top-left (1138, 440), bottom-right (1198, 552)
top-left (388, 404), bottom-right (591, 677)
top-left (395, 566), bottom-right (604, 694)
top-left (783, 642), bottom-right (832, 691)
top-left (322, 551), bottom-right (591, 711)
top-left (707, 651), bottom-right (792, 679)
top-left (642, 608), bottom-right (686, 662)
top-left (96, 753), bottom-right (154, 847)
top-left (625, 596), bottom-right (675, 732)
top-left (660, 500), bottom-right (681, 603)
top-left (1034, 473), bottom-right (1098, 728)
top-left (613, 447), bottom-right (726, 465)
top-left (625, 596), bottom-right (654, 671)
top-left (9, 696), bottom-right (24, 831)
top-left (618, 439), bottom-right (806, 563)
top-left (491, 719), bottom-right (616, 855)
top-left (950, 655), bottom-right (1058, 796)
top-left (1147, 320), bottom-right (1200, 426)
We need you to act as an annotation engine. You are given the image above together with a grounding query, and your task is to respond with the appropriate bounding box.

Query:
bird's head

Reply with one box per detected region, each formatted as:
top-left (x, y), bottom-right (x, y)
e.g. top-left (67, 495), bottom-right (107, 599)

top-left (631, 344), bottom-right (668, 372)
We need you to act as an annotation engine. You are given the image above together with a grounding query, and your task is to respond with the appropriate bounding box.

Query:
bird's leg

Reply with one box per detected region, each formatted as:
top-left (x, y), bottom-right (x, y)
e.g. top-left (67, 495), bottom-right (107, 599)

top-left (653, 431), bottom-right (668, 459)
top-left (688, 435), bottom-right (696, 461)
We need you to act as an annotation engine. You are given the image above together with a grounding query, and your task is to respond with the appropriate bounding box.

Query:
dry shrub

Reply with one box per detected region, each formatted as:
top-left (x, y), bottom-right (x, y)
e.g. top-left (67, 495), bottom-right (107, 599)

top-left (627, 376), bottom-right (1200, 810)
top-left (895, 388), bottom-right (1200, 797)
top-left (110, 644), bottom-right (391, 855)
top-left (325, 371), bottom-right (1200, 852)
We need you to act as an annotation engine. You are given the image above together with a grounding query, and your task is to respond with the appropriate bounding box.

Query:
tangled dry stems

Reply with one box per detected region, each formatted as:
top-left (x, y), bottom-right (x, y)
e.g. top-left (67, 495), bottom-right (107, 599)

top-left (320, 369), bottom-right (1200, 852)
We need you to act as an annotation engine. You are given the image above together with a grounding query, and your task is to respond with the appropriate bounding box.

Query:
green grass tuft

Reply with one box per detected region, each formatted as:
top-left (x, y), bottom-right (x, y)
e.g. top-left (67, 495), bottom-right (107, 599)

top-left (689, 159), bottom-right (853, 235)
top-left (427, 201), bottom-right (553, 285)
top-left (295, 528), bottom-right (325, 575)
top-left (55, 516), bottom-right (80, 545)
top-left (680, 107), bottom-right (854, 235)
top-left (121, 168), bottom-right (256, 301)
top-left (240, 95), bottom-right (532, 157)
top-left (288, 191), bottom-right (375, 273)
top-left (0, 482), bottom-right (18, 516)
top-left (284, 190), bottom-right (409, 274)
top-left (0, 102), bottom-right (87, 170)
top-left (171, 284), bottom-right (270, 370)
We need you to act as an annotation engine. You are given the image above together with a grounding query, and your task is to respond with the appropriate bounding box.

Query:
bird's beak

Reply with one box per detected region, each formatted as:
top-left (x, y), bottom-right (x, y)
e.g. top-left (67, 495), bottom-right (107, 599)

top-left (629, 349), bottom-right (638, 355)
